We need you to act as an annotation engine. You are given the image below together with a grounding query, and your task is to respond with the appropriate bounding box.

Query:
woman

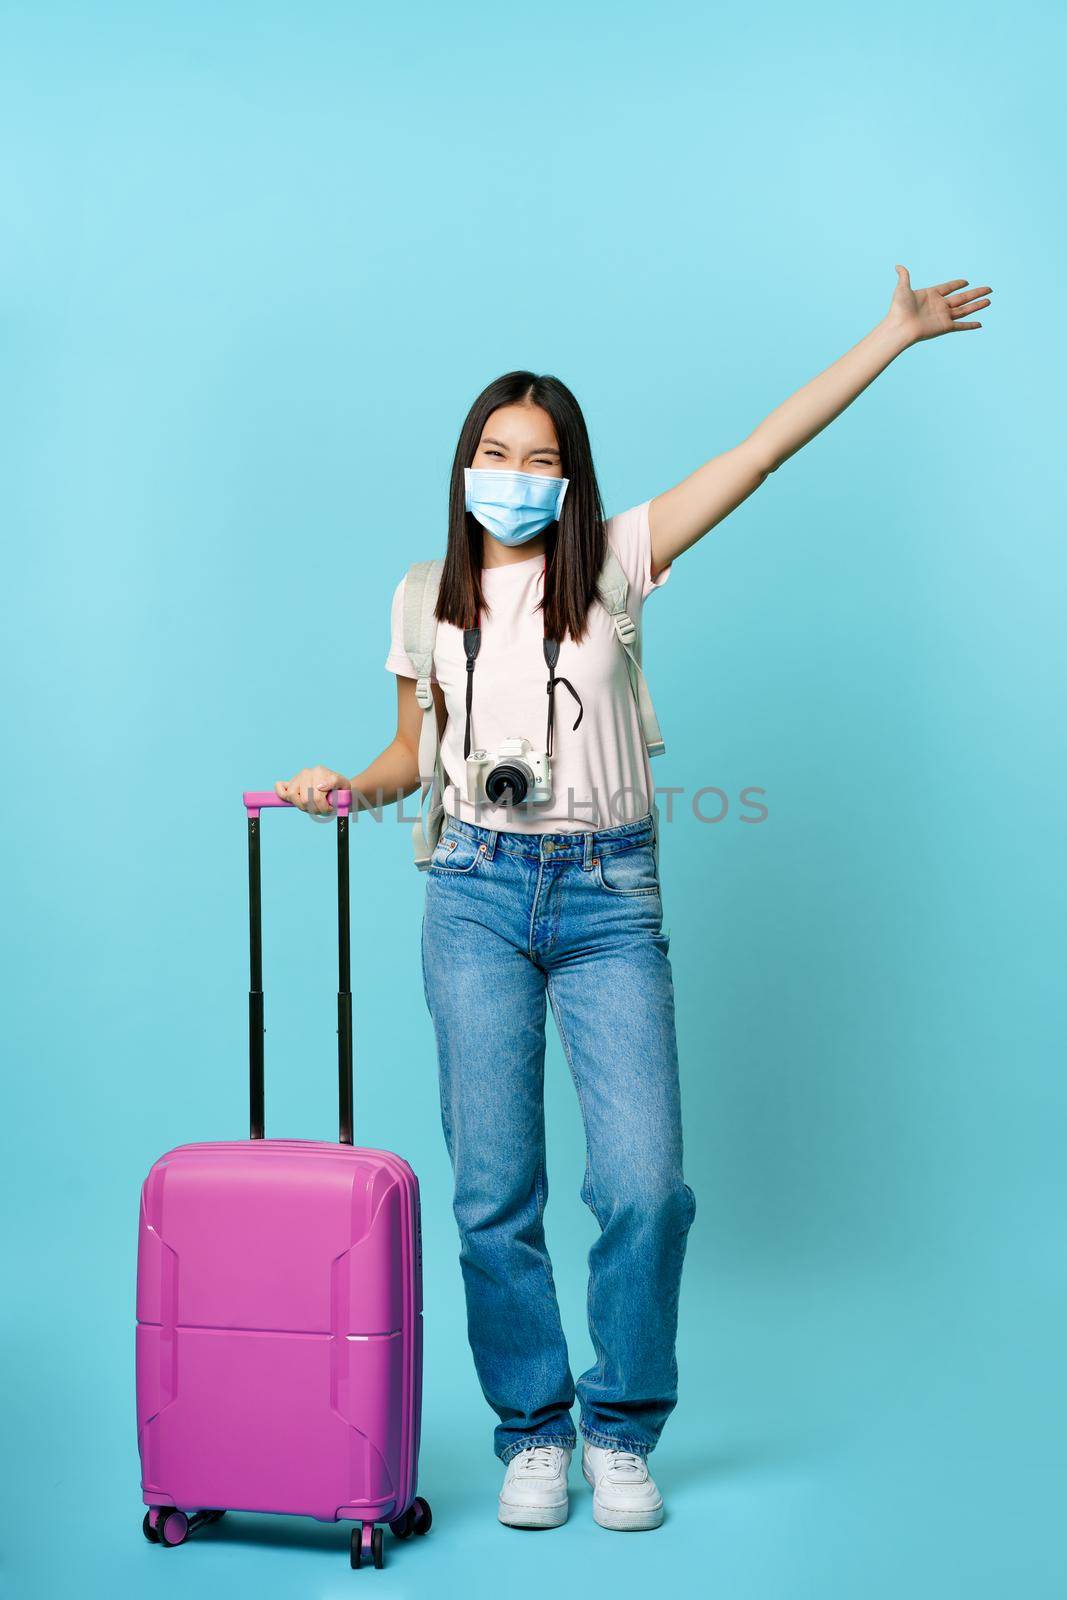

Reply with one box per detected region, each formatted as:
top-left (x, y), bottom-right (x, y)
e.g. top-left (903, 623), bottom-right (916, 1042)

top-left (276, 265), bottom-right (991, 1532)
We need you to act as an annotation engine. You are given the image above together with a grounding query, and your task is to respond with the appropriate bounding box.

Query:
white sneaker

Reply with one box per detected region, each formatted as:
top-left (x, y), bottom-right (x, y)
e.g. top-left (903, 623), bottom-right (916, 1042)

top-left (582, 1442), bottom-right (664, 1530)
top-left (498, 1444), bottom-right (572, 1528)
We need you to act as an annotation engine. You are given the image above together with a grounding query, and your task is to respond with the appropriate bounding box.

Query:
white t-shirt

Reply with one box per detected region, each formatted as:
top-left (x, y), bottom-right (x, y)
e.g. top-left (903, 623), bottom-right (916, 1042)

top-left (385, 498), bottom-right (670, 834)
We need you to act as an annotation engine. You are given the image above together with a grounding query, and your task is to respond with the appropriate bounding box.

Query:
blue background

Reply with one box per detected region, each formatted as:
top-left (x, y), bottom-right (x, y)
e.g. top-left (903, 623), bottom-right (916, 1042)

top-left (3, 2), bottom-right (1064, 1595)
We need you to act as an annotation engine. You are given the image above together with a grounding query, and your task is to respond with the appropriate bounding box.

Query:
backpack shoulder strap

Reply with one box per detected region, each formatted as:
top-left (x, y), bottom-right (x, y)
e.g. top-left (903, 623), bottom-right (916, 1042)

top-left (596, 547), bottom-right (665, 758)
top-left (596, 545), bottom-right (632, 629)
top-left (402, 560), bottom-right (446, 869)
top-left (403, 559), bottom-right (444, 686)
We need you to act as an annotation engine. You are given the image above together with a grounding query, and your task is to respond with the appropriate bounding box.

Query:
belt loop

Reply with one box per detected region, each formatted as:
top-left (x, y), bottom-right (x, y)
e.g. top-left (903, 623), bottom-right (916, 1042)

top-left (583, 829), bottom-right (594, 870)
top-left (485, 826), bottom-right (498, 860)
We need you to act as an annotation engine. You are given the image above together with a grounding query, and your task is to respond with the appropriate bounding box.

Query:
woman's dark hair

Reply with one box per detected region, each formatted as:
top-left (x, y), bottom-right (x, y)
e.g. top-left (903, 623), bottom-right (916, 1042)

top-left (436, 371), bottom-right (606, 643)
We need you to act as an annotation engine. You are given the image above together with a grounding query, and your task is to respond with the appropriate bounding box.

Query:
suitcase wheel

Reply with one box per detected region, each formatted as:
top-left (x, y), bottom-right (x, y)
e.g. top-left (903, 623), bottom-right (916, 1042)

top-left (157, 1508), bottom-right (189, 1547)
top-left (388, 1496), bottom-right (432, 1543)
top-left (144, 1506), bottom-right (226, 1548)
top-left (350, 1522), bottom-right (385, 1570)
top-left (389, 1507), bottom-right (415, 1540)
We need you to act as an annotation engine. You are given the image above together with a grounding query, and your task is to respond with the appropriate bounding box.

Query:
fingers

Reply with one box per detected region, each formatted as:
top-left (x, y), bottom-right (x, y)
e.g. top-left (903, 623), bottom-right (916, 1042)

top-left (951, 321), bottom-right (982, 331)
top-left (894, 264), bottom-right (912, 288)
top-left (312, 766), bottom-right (341, 815)
top-left (274, 767), bottom-right (343, 816)
top-left (951, 298), bottom-right (990, 318)
top-left (280, 769), bottom-right (319, 813)
top-left (304, 766), bottom-right (341, 815)
top-left (933, 278), bottom-right (970, 295)
top-left (298, 770), bottom-right (323, 814)
top-left (947, 286), bottom-right (992, 309)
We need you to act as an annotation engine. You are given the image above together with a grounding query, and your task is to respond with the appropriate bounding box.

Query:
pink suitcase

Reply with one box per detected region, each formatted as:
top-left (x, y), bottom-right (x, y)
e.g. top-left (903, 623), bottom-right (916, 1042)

top-left (136, 790), bottom-right (429, 1571)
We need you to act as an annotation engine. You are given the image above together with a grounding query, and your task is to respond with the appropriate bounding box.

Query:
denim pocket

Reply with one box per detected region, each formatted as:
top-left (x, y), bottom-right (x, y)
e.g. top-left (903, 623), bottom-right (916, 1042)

top-left (593, 841), bottom-right (660, 897)
top-left (428, 829), bottom-right (486, 876)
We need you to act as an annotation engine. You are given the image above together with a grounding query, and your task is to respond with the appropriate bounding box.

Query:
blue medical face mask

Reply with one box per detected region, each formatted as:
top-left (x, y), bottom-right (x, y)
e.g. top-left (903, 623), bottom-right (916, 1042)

top-left (464, 466), bottom-right (569, 546)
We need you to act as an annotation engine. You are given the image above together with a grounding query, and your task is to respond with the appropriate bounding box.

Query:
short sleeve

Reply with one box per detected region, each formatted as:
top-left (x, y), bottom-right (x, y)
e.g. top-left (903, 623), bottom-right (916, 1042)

top-left (384, 575), bottom-right (436, 679)
top-left (604, 498), bottom-right (672, 603)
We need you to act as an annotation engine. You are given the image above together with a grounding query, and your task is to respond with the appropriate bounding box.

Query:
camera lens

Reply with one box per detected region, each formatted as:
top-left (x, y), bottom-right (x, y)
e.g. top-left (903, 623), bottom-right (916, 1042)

top-left (485, 761), bottom-right (532, 805)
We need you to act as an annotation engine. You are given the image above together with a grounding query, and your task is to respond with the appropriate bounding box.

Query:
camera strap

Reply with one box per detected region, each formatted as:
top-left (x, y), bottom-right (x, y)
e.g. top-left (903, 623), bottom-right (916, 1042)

top-left (542, 638), bottom-right (583, 759)
top-left (461, 624), bottom-right (583, 763)
top-left (462, 627), bottom-right (481, 759)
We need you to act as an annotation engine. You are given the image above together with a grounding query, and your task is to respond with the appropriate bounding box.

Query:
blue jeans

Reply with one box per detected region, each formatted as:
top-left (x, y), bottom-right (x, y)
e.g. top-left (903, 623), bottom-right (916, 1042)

top-left (421, 809), bottom-right (697, 1463)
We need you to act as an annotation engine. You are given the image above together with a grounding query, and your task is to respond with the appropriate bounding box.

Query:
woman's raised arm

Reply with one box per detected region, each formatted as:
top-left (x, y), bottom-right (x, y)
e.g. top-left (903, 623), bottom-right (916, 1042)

top-left (648, 265), bottom-right (993, 574)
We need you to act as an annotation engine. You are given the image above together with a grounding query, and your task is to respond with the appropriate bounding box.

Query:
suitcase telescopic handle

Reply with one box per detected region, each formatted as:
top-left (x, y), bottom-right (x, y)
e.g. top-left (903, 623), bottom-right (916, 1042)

top-left (243, 788), bottom-right (354, 1145)
top-left (243, 789), bottom-right (352, 817)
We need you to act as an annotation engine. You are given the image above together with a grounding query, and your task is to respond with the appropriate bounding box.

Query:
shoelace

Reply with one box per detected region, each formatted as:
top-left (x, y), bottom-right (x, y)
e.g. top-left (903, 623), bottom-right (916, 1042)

top-left (515, 1445), bottom-right (560, 1474)
top-left (606, 1451), bottom-right (645, 1477)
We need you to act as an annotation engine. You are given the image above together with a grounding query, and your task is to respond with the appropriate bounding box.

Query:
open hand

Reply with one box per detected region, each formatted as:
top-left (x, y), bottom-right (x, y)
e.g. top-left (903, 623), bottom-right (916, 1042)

top-left (887, 264), bottom-right (992, 344)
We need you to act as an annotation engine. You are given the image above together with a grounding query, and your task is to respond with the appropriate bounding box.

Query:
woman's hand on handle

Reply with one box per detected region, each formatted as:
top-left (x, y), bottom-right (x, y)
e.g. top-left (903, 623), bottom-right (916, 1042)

top-left (272, 680), bottom-right (428, 826)
top-left (275, 765), bottom-right (348, 818)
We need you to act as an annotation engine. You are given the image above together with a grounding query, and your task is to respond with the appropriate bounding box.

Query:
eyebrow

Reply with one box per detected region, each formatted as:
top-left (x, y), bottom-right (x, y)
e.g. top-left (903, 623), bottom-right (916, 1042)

top-left (482, 437), bottom-right (560, 455)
